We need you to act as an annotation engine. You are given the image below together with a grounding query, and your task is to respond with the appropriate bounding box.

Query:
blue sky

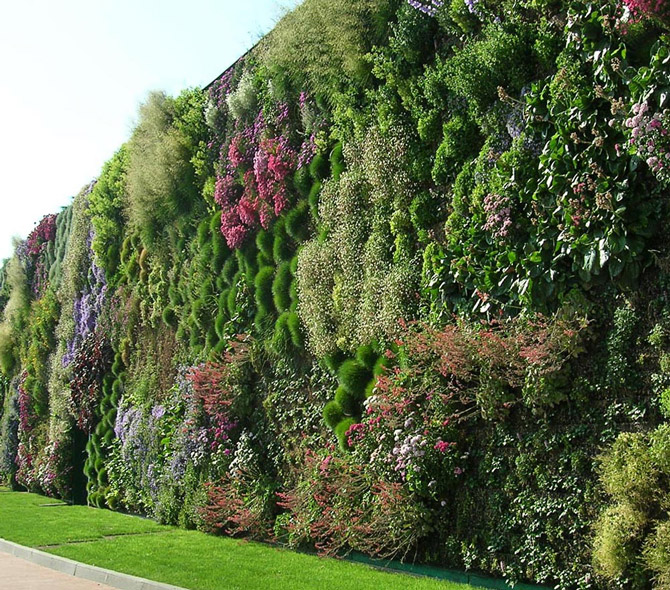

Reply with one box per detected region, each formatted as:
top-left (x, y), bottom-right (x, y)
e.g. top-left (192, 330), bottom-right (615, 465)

top-left (0, 0), bottom-right (299, 261)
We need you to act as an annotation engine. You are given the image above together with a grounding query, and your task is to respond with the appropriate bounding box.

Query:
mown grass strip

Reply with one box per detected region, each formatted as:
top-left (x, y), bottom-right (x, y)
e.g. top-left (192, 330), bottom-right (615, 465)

top-left (0, 490), bottom-right (470, 590)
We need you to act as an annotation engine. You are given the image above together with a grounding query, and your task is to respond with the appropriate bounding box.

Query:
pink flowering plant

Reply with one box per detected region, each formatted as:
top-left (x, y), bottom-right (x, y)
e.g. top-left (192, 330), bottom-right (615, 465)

top-left (621, 0), bottom-right (670, 24)
top-left (624, 101), bottom-right (670, 185)
top-left (208, 68), bottom-right (323, 248)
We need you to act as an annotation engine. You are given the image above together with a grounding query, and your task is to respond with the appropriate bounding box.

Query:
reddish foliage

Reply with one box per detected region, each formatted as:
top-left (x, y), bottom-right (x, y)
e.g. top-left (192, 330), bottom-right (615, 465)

top-left (201, 474), bottom-right (272, 539)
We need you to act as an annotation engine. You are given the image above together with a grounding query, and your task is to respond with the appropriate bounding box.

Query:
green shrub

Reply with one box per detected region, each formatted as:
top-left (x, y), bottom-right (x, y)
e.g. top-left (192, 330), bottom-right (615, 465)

top-left (643, 521), bottom-right (670, 590)
top-left (338, 360), bottom-right (371, 396)
top-left (330, 142), bottom-right (344, 181)
top-left (218, 289), bottom-right (230, 313)
top-left (324, 350), bottom-right (346, 374)
top-left (273, 220), bottom-right (293, 263)
top-left (197, 217), bottom-right (210, 246)
top-left (287, 312), bottom-right (304, 348)
top-left (355, 344), bottom-right (378, 371)
top-left (272, 262), bottom-right (292, 313)
top-left (442, 22), bottom-right (535, 119)
top-left (259, 0), bottom-right (394, 99)
top-left (294, 167), bottom-right (312, 197)
top-left (373, 355), bottom-right (390, 377)
top-left (126, 90), bottom-right (205, 251)
top-left (335, 417), bottom-right (356, 451)
top-left (222, 257), bottom-right (238, 285)
top-left (255, 266), bottom-right (276, 314)
top-left (255, 308), bottom-right (274, 334)
top-left (323, 401), bottom-right (344, 429)
top-left (215, 312), bottom-right (227, 340)
top-left (308, 181), bottom-right (321, 219)
top-left (272, 312), bottom-right (293, 353)
top-left (650, 424), bottom-right (670, 477)
top-left (600, 432), bottom-right (659, 508)
top-left (285, 202), bottom-right (311, 243)
top-left (162, 307), bottom-right (177, 328)
top-left (257, 251), bottom-right (273, 269)
top-left (593, 503), bottom-right (647, 580)
top-left (227, 283), bottom-right (239, 316)
top-left (334, 386), bottom-right (359, 416)
top-left (432, 115), bottom-right (481, 185)
top-left (309, 153), bottom-right (329, 182)
top-left (256, 229), bottom-right (274, 258)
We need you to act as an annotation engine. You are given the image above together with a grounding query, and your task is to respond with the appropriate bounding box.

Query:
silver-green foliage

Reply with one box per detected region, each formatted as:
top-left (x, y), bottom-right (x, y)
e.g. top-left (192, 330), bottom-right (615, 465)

top-left (296, 125), bottom-right (419, 357)
top-left (0, 255), bottom-right (30, 375)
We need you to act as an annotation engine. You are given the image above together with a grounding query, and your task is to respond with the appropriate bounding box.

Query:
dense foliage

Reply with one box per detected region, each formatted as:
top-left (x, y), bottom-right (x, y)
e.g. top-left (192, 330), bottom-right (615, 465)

top-left (1, 0), bottom-right (670, 588)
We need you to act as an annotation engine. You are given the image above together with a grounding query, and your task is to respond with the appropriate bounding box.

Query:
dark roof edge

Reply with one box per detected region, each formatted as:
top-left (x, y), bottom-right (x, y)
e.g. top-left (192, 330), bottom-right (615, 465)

top-left (202, 39), bottom-right (262, 93)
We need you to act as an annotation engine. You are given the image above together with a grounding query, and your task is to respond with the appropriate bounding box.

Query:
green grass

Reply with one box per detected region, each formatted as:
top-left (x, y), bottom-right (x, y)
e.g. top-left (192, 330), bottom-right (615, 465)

top-left (0, 490), bottom-right (165, 546)
top-left (0, 489), bottom-right (471, 590)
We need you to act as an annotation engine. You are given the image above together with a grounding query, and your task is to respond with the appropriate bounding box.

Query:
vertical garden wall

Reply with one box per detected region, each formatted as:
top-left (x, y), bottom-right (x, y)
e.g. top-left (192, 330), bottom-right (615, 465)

top-left (1, 0), bottom-right (670, 588)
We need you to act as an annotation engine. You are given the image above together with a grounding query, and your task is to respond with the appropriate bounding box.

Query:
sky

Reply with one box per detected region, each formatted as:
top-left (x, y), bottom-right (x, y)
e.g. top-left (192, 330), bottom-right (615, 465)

top-left (0, 0), bottom-right (300, 262)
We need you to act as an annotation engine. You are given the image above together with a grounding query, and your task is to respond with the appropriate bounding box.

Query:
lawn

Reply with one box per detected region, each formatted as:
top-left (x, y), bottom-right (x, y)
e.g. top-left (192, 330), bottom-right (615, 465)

top-left (0, 489), bottom-right (473, 590)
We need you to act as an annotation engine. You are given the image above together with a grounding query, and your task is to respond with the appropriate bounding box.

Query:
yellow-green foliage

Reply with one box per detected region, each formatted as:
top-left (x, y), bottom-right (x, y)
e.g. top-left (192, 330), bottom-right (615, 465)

top-left (0, 256), bottom-right (29, 375)
top-left (259, 0), bottom-right (396, 99)
top-left (644, 522), bottom-right (670, 590)
top-left (88, 147), bottom-right (129, 280)
top-left (592, 502), bottom-right (646, 579)
top-left (599, 432), bottom-right (659, 508)
top-left (126, 90), bottom-right (205, 252)
top-left (594, 426), bottom-right (670, 586)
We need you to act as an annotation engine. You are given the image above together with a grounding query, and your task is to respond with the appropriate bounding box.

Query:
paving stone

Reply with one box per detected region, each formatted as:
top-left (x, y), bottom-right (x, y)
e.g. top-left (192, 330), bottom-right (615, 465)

top-left (0, 551), bottom-right (115, 590)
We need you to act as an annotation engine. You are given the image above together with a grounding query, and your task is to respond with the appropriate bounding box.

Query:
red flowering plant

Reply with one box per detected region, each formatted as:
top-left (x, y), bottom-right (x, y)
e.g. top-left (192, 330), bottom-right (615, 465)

top-left (346, 326), bottom-right (476, 502)
top-left (276, 446), bottom-right (432, 560)
top-left (185, 334), bottom-right (253, 452)
top-left (19, 213), bottom-right (57, 298)
top-left (69, 332), bottom-right (112, 433)
top-left (346, 314), bottom-right (586, 500)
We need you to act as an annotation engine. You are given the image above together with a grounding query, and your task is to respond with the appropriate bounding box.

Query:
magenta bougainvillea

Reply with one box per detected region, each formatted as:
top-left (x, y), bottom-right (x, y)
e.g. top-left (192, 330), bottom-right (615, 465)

top-left (214, 118), bottom-right (297, 248)
top-left (26, 214), bottom-right (57, 257)
top-left (622, 0), bottom-right (670, 22)
top-left (207, 67), bottom-right (320, 249)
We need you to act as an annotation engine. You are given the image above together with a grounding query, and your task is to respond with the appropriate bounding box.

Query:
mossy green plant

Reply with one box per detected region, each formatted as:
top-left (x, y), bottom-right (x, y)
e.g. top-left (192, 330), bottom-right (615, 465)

top-left (324, 350), bottom-right (346, 374)
top-left (255, 266), bottom-right (276, 314)
top-left (308, 181), bottom-right (321, 219)
top-left (256, 229), bottom-right (274, 258)
top-left (273, 219), bottom-right (293, 263)
top-left (335, 418), bottom-right (356, 451)
top-left (309, 153), bottom-right (329, 182)
top-left (323, 401), bottom-right (344, 429)
top-left (355, 344), bottom-right (378, 371)
top-left (338, 359), bottom-right (372, 396)
top-left (334, 386), bottom-right (358, 416)
top-left (272, 262), bottom-right (292, 313)
top-left (294, 166), bottom-right (312, 197)
top-left (285, 201), bottom-right (311, 243)
top-left (330, 141), bottom-right (344, 181)
top-left (287, 312), bottom-right (304, 348)
top-left (272, 312), bottom-right (293, 353)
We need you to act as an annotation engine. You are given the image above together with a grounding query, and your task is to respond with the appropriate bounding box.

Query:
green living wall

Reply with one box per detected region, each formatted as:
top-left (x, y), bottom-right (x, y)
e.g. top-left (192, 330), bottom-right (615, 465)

top-left (1, 0), bottom-right (670, 588)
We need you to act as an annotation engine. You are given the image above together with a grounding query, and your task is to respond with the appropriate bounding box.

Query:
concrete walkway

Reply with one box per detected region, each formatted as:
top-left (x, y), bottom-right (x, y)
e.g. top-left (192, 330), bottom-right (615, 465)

top-left (0, 551), bottom-right (115, 590)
